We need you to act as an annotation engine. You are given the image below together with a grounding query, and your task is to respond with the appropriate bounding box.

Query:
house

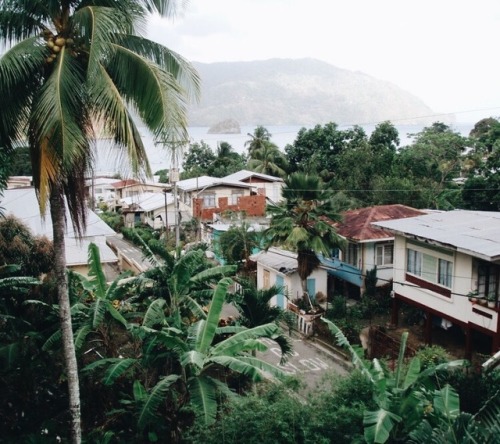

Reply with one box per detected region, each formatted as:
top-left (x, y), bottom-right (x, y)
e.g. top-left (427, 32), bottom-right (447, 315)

top-left (1, 188), bottom-right (119, 278)
top-left (373, 209), bottom-right (500, 357)
top-left (109, 178), bottom-right (170, 211)
top-left (250, 247), bottom-right (327, 335)
top-left (176, 175), bottom-right (266, 221)
top-left (118, 191), bottom-right (191, 230)
top-left (223, 170), bottom-right (284, 203)
top-left (326, 204), bottom-right (426, 297)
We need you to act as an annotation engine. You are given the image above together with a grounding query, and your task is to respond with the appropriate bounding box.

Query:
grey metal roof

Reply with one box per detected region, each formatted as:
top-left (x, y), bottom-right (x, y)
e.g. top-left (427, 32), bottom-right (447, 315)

top-left (224, 170), bottom-right (284, 183)
top-left (120, 192), bottom-right (174, 211)
top-left (250, 248), bottom-right (298, 274)
top-left (372, 210), bottom-right (500, 262)
top-left (1, 188), bottom-right (118, 265)
top-left (176, 175), bottom-right (255, 192)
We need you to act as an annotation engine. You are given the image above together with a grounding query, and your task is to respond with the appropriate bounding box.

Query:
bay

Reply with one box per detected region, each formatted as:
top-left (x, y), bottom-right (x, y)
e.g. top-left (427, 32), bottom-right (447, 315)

top-left (94, 122), bottom-right (475, 176)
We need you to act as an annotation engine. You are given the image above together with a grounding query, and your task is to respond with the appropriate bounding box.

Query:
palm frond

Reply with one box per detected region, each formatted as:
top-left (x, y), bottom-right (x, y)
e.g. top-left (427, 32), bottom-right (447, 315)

top-left (137, 374), bottom-right (180, 430)
top-left (87, 243), bottom-right (107, 298)
top-left (210, 323), bottom-right (279, 356)
top-left (73, 325), bottom-right (91, 352)
top-left (322, 317), bottom-right (373, 381)
top-left (142, 298), bottom-right (166, 328)
top-left (102, 358), bottom-right (137, 386)
top-left (363, 408), bottom-right (402, 444)
top-left (187, 375), bottom-right (218, 425)
top-left (195, 277), bottom-right (232, 354)
top-left (0, 342), bottom-right (20, 369)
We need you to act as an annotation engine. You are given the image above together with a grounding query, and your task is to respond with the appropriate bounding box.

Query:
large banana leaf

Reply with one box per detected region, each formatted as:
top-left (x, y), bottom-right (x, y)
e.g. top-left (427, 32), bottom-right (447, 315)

top-left (137, 374), bottom-right (180, 431)
top-left (364, 408), bottom-right (402, 444)
top-left (210, 322), bottom-right (280, 356)
top-left (141, 298), bottom-right (166, 328)
top-left (188, 375), bottom-right (219, 425)
top-left (102, 358), bottom-right (137, 386)
top-left (195, 277), bottom-right (232, 354)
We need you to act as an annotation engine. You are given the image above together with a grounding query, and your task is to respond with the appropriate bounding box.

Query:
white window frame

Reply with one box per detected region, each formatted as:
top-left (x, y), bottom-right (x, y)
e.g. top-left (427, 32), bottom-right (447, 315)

top-left (376, 243), bottom-right (394, 266)
top-left (202, 193), bottom-right (216, 208)
top-left (406, 247), bottom-right (453, 289)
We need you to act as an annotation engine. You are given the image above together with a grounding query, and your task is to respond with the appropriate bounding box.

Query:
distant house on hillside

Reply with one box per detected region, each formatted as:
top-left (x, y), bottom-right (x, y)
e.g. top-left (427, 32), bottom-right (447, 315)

top-left (373, 209), bottom-right (500, 358)
top-left (223, 170), bottom-right (284, 203)
top-left (1, 188), bottom-right (118, 278)
top-left (326, 204), bottom-right (426, 297)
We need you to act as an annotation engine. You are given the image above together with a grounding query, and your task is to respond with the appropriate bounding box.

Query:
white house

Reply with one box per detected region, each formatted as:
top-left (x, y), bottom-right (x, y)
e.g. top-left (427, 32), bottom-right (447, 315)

top-left (373, 209), bottom-right (500, 358)
top-left (1, 187), bottom-right (118, 277)
top-left (223, 169), bottom-right (284, 204)
top-left (176, 175), bottom-right (267, 222)
top-left (250, 247), bottom-right (328, 335)
top-left (118, 191), bottom-right (191, 230)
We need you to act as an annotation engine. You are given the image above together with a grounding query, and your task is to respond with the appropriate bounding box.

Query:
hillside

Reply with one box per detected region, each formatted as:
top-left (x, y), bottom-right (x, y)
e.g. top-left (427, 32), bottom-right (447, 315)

top-left (188, 58), bottom-right (440, 127)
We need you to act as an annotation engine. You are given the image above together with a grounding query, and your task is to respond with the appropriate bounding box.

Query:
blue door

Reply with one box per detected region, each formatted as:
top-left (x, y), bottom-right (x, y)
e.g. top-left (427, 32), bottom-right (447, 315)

top-left (307, 278), bottom-right (316, 302)
top-left (275, 275), bottom-right (285, 308)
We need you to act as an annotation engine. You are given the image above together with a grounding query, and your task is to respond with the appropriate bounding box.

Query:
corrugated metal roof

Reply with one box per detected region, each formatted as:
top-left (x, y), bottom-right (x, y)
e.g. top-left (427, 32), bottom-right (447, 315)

top-left (176, 175), bottom-right (255, 192)
top-left (372, 210), bottom-right (500, 262)
top-left (224, 170), bottom-right (283, 183)
top-left (335, 204), bottom-right (426, 241)
top-left (250, 248), bottom-right (297, 274)
top-left (120, 192), bottom-right (173, 211)
top-left (1, 188), bottom-right (116, 239)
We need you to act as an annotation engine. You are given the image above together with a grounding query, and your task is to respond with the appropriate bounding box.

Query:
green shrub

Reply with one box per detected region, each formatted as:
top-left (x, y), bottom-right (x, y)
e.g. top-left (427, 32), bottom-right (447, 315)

top-left (414, 344), bottom-right (449, 370)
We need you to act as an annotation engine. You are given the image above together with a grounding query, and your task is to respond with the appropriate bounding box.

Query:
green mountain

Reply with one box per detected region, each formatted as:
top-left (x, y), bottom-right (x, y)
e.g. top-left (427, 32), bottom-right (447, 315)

top-left (188, 58), bottom-right (440, 127)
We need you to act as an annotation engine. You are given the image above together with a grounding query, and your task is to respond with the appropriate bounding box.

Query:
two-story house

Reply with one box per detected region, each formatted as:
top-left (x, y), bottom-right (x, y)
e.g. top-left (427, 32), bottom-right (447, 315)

top-left (176, 175), bottom-right (266, 222)
top-left (223, 170), bottom-right (284, 204)
top-left (373, 210), bottom-right (500, 358)
top-left (326, 204), bottom-right (426, 297)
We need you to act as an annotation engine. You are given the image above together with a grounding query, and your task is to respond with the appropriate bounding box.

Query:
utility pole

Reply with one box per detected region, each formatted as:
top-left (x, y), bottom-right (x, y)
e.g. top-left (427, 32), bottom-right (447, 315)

top-left (170, 167), bottom-right (180, 249)
top-left (162, 187), bottom-right (169, 244)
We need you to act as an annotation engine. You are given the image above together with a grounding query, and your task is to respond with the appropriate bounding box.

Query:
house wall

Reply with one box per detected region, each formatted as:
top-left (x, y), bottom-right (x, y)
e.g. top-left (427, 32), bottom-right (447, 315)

top-left (392, 236), bottom-right (498, 334)
top-left (193, 194), bottom-right (266, 221)
top-left (363, 242), bottom-right (395, 287)
top-left (255, 262), bottom-right (328, 306)
top-left (142, 202), bottom-right (192, 229)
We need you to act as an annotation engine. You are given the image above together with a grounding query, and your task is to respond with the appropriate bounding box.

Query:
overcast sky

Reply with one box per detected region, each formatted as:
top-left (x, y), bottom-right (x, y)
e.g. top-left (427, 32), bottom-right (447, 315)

top-left (147, 0), bottom-right (500, 124)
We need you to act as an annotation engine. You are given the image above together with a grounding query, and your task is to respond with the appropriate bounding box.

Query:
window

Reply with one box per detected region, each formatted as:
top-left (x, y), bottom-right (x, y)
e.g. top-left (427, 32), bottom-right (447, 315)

top-left (231, 190), bottom-right (243, 205)
top-left (345, 243), bottom-right (358, 267)
top-left (406, 248), bottom-right (453, 289)
top-left (376, 243), bottom-right (393, 266)
top-left (202, 193), bottom-right (216, 208)
top-left (478, 262), bottom-right (500, 301)
top-left (407, 249), bottom-right (422, 275)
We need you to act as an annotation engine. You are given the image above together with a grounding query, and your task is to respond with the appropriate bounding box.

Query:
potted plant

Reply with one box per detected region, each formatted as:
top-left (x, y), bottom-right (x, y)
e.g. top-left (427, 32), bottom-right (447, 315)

top-left (487, 293), bottom-right (497, 308)
top-left (468, 291), bottom-right (478, 303)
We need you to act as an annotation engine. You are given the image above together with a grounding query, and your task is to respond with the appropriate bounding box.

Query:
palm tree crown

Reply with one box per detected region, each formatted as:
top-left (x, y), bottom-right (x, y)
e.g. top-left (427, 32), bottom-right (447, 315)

top-left (0, 0), bottom-right (199, 230)
top-left (264, 173), bottom-right (345, 299)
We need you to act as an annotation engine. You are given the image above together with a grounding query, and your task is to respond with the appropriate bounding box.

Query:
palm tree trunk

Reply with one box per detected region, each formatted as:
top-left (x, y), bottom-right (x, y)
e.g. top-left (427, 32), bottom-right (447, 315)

top-left (50, 187), bottom-right (82, 444)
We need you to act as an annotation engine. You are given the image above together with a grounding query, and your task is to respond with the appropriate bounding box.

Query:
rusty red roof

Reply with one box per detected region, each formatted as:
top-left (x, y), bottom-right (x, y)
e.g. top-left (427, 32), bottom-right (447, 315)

top-left (335, 204), bottom-right (426, 241)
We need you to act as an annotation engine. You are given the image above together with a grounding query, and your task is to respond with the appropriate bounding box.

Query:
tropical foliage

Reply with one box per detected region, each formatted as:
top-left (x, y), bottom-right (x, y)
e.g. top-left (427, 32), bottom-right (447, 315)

top-left (0, 1), bottom-right (199, 441)
top-left (264, 172), bottom-right (345, 305)
top-left (322, 318), bottom-right (500, 444)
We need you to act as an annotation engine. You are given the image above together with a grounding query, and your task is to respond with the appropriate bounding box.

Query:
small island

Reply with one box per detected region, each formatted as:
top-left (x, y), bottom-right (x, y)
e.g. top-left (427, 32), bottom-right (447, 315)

top-left (207, 118), bottom-right (241, 134)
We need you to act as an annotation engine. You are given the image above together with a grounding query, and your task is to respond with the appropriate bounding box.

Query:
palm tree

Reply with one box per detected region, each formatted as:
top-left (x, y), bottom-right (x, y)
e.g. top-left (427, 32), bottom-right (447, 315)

top-left (245, 125), bottom-right (272, 157)
top-left (247, 141), bottom-right (287, 177)
top-left (264, 173), bottom-right (345, 307)
top-left (0, 2), bottom-right (199, 442)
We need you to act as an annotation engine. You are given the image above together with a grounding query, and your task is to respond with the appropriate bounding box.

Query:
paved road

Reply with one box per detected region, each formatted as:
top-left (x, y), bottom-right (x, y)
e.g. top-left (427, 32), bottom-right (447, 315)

top-left (107, 235), bottom-right (156, 272)
top-left (258, 335), bottom-right (351, 394)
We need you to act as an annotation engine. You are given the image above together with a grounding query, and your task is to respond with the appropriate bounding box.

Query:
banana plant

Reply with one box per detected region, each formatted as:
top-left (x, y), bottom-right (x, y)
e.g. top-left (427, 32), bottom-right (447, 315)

top-left (322, 318), bottom-right (465, 444)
